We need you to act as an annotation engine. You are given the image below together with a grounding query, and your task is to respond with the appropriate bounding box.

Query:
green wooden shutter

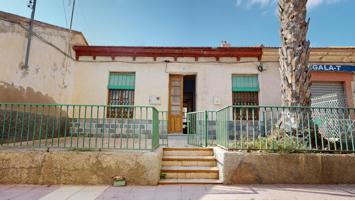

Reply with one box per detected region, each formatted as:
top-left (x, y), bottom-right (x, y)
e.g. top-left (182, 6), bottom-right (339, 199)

top-left (232, 75), bottom-right (259, 92)
top-left (108, 73), bottom-right (135, 90)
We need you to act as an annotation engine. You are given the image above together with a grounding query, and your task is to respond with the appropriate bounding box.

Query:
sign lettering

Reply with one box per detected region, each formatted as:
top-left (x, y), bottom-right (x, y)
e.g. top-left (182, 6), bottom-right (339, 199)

top-left (309, 64), bottom-right (355, 72)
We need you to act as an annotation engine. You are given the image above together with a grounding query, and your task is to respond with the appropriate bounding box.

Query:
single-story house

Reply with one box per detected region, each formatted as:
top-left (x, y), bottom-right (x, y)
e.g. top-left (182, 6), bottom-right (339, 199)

top-left (1, 11), bottom-right (355, 134)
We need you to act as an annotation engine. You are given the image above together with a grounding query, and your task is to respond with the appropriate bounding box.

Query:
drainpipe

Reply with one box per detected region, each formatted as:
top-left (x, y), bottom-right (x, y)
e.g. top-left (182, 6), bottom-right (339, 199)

top-left (23, 0), bottom-right (37, 70)
top-left (69, 0), bottom-right (76, 30)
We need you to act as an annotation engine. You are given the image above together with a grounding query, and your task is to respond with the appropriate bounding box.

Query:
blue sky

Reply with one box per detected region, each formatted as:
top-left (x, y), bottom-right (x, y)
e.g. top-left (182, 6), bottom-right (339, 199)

top-left (0, 0), bottom-right (354, 47)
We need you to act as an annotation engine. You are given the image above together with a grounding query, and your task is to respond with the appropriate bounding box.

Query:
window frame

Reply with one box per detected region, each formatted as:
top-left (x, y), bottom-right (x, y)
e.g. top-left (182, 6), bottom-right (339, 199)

top-left (231, 74), bottom-right (260, 120)
top-left (107, 72), bottom-right (136, 118)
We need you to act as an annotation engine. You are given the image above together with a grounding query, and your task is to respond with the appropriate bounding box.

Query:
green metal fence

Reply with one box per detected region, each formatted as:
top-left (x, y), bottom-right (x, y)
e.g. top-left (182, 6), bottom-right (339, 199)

top-left (0, 103), bottom-right (161, 151)
top-left (216, 105), bottom-right (355, 152)
top-left (159, 111), bottom-right (168, 146)
top-left (187, 111), bottom-right (216, 147)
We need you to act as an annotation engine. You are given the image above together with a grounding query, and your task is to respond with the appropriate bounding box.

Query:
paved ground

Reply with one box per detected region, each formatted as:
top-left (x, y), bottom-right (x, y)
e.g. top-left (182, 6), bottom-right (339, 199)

top-left (168, 134), bottom-right (192, 147)
top-left (4, 134), bottom-right (188, 149)
top-left (0, 184), bottom-right (354, 200)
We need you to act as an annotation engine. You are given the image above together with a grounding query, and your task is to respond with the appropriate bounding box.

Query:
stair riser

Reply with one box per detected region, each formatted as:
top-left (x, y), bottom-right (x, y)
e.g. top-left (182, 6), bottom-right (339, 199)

top-left (159, 180), bottom-right (222, 184)
top-left (159, 182), bottom-right (218, 185)
top-left (162, 160), bottom-right (217, 167)
top-left (164, 172), bottom-right (218, 179)
top-left (163, 151), bottom-right (213, 157)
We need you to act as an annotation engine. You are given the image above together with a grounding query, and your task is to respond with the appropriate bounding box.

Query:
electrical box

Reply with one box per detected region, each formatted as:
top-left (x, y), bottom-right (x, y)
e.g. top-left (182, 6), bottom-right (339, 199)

top-left (149, 96), bottom-right (161, 105)
top-left (213, 96), bottom-right (221, 105)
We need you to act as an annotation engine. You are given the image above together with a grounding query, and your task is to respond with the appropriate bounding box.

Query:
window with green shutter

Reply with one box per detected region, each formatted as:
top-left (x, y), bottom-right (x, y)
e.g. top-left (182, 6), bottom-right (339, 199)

top-left (108, 73), bottom-right (135, 90)
top-left (232, 75), bottom-right (259, 120)
top-left (107, 72), bottom-right (135, 118)
top-left (232, 75), bottom-right (259, 92)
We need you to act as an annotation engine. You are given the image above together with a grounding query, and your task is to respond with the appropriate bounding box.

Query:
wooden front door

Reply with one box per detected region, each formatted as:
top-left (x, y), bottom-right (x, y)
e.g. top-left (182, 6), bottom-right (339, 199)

top-left (168, 75), bottom-right (183, 133)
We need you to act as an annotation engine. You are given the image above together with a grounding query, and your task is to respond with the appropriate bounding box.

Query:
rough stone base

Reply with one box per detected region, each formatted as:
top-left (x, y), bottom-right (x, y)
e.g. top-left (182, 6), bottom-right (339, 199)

top-left (214, 147), bottom-right (355, 184)
top-left (0, 148), bottom-right (162, 185)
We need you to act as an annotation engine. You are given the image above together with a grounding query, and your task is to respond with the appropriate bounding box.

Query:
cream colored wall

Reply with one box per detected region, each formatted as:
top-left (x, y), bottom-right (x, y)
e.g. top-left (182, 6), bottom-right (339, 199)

top-left (72, 57), bottom-right (282, 111)
top-left (72, 59), bottom-right (169, 111)
top-left (0, 18), bottom-right (87, 104)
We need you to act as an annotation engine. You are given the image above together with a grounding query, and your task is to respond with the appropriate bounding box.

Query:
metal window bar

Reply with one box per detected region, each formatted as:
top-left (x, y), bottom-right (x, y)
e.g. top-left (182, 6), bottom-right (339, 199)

top-left (232, 92), bottom-right (259, 120)
top-left (107, 89), bottom-right (135, 118)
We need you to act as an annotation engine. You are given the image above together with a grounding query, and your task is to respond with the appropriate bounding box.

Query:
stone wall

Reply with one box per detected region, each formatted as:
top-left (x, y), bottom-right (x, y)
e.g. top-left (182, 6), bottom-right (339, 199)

top-left (0, 148), bottom-right (163, 185)
top-left (214, 147), bottom-right (355, 184)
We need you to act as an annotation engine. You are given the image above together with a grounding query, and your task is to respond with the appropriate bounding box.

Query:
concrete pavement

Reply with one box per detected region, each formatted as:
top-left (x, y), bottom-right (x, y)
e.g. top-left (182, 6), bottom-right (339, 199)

top-left (0, 184), bottom-right (354, 200)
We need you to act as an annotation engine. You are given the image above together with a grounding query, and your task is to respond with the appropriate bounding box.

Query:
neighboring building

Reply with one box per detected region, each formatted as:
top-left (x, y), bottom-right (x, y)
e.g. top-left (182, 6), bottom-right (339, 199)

top-left (1, 11), bottom-right (355, 133)
top-left (263, 48), bottom-right (355, 109)
top-left (0, 11), bottom-right (87, 104)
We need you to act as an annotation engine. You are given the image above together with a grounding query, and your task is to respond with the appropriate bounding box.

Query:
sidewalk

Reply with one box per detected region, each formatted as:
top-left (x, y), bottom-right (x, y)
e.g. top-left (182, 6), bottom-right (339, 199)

top-left (0, 184), bottom-right (354, 200)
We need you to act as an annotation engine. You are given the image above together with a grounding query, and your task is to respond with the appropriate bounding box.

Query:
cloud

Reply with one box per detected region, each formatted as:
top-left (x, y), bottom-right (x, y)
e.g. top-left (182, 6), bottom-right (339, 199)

top-left (235, 0), bottom-right (342, 9)
top-left (307, 0), bottom-right (342, 9)
top-left (235, 0), bottom-right (276, 9)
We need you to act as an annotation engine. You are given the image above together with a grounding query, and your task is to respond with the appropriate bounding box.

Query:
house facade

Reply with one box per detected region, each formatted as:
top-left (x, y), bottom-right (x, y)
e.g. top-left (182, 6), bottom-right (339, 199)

top-left (1, 11), bottom-right (355, 134)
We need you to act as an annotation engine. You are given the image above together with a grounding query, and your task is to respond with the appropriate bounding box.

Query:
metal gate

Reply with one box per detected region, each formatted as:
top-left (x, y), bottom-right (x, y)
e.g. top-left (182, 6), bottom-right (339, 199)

top-left (187, 111), bottom-right (216, 147)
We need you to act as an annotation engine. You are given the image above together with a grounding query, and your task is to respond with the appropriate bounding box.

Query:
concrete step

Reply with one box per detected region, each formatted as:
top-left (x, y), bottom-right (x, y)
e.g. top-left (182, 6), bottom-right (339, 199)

top-left (162, 159), bottom-right (217, 167)
top-left (161, 166), bottom-right (219, 179)
top-left (163, 148), bottom-right (214, 157)
top-left (163, 147), bottom-right (214, 151)
top-left (161, 166), bottom-right (219, 172)
top-left (163, 172), bottom-right (218, 179)
top-left (159, 179), bottom-right (223, 184)
top-left (160, 147), bottom-right (220, 183)
top-left (162, 156), bottom-right (215, 161)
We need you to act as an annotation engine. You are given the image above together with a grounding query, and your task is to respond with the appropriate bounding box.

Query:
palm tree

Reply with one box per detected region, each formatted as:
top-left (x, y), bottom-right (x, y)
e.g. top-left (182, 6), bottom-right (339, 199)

top-left (278, 0), bottom-right (311, 130)
top-left (279, 0), bottom-right (311, 107)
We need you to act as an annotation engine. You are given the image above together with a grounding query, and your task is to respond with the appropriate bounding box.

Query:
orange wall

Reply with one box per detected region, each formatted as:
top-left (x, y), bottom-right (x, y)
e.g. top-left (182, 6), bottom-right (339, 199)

top-left (311, 72), bottom-right (353, 107)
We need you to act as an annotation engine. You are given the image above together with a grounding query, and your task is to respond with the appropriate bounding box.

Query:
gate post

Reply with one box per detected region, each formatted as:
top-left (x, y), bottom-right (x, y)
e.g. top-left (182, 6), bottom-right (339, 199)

top-left (187, 113), bottom-right (190, 144)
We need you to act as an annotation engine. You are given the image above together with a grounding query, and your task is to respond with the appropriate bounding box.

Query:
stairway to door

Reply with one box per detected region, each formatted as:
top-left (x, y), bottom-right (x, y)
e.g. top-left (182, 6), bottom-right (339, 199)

top-left (159, 147), bottom-right (222, 184)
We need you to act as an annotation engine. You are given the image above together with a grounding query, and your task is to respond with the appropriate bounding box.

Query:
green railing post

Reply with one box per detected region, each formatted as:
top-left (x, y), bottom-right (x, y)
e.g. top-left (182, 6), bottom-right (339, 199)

top-left (187, 113), bottom-right (190, 144)
top-left (151, 107), bottom-right (159, 150)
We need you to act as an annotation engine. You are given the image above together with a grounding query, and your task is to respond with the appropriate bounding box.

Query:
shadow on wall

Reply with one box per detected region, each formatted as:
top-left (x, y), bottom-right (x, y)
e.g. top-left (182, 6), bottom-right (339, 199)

top-left (0, 83), bottom-right (67, 144)
top-left (0, 82), bottom-right (56, 104)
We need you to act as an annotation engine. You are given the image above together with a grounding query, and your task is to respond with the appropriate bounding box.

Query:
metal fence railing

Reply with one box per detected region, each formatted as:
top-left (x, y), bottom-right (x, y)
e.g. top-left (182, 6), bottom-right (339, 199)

top-left (216, 106), bottom-right (355, 152)
top-left (187, 111), bottom-right (216, 147)
top-left (0, 103), bottom-right (161, 151)
top-left (159, 111), bottom-right (168, 146)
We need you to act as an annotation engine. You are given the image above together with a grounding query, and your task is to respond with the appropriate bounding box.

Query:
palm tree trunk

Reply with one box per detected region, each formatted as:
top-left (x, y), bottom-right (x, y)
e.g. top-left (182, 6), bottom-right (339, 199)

top-left (279, 0), bottom-right (311, 107)
top-left (278, 0), bottom-right (311, 130)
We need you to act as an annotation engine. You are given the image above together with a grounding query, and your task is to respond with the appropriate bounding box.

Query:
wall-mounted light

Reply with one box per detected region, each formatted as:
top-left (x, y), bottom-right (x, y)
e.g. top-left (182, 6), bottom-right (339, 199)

top-left (257, 63), bottom-right (264, 72)
top-left (164, 60), bottom-right (170, 73)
